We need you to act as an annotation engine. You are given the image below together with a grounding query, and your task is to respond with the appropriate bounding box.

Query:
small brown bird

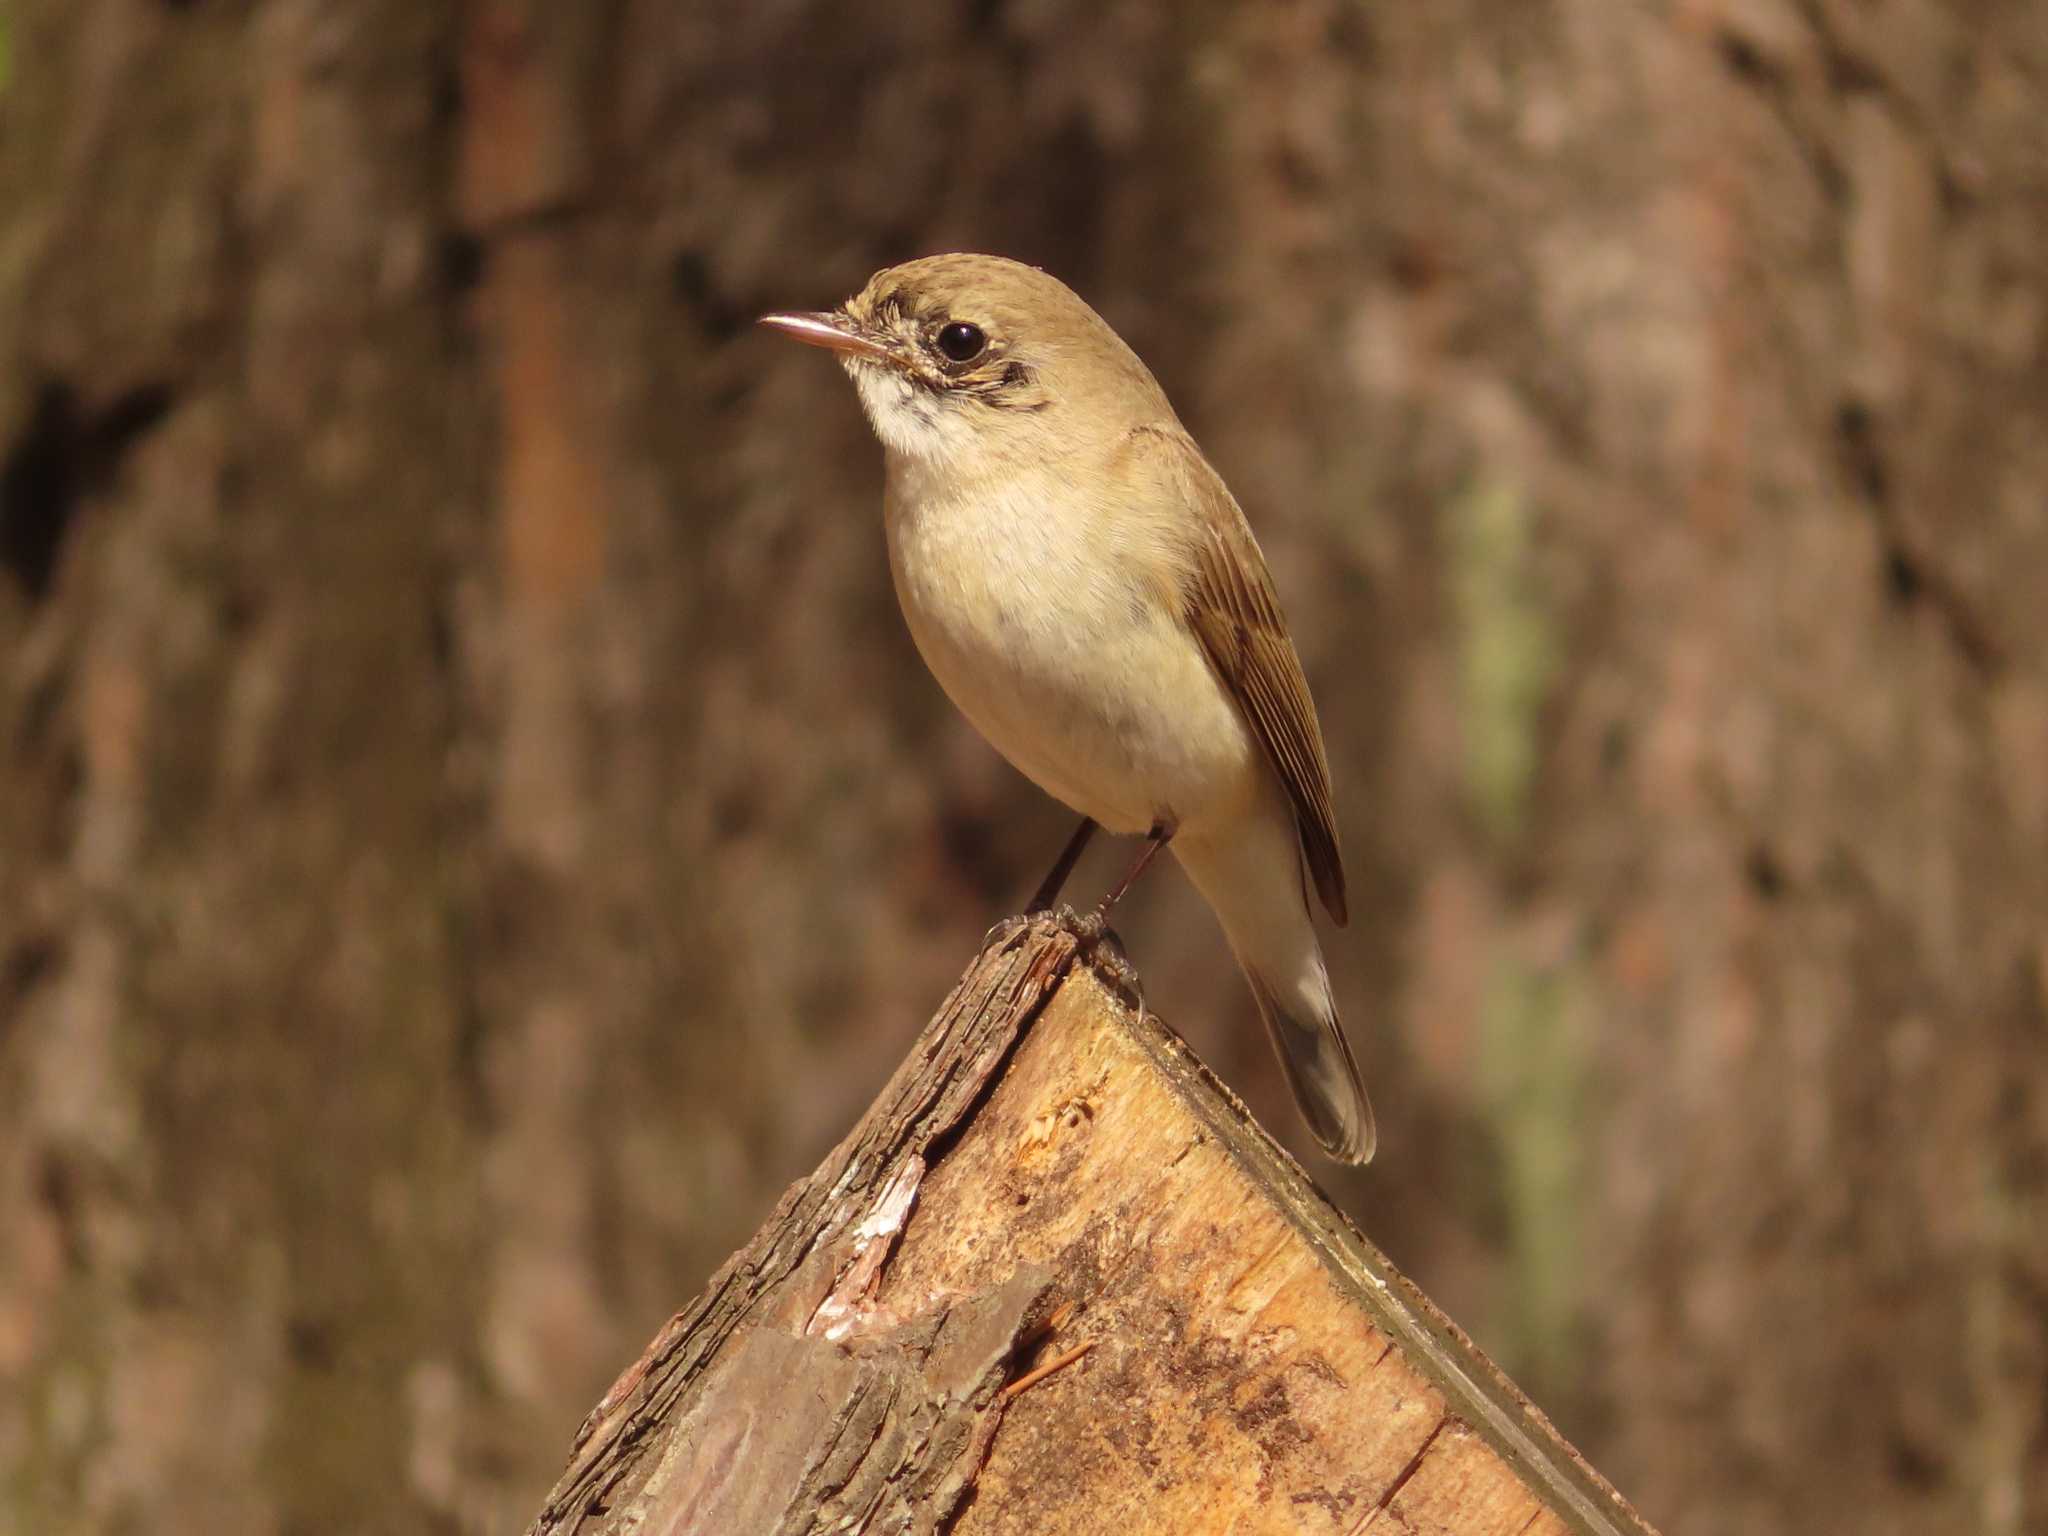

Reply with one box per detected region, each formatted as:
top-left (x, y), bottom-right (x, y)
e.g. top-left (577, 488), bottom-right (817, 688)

top-left (762, 254), bottom-right (1374, 1163)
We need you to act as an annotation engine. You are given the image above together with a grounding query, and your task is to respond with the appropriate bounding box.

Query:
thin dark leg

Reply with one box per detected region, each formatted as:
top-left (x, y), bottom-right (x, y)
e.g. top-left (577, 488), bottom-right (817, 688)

top-left (1027, 817), bottom-right (1098, 912)
top-left (1097, 823), bottom-right (1174, 916)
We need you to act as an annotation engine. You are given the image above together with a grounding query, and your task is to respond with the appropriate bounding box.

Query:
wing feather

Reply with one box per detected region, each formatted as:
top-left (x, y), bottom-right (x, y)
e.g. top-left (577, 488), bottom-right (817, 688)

top-left (1133, 426), bottom-right (1348, 925)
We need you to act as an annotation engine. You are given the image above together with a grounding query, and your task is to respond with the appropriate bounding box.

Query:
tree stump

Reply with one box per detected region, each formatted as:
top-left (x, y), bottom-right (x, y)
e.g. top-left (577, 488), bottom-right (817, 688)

top-left (526, 915), bottom-right (1661, 1535)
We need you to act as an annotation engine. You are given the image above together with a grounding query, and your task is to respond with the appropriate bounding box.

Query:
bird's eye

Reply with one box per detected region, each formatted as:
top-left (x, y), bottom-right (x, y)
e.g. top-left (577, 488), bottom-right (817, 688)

top-left (935, 321), bottom-right (987, 363)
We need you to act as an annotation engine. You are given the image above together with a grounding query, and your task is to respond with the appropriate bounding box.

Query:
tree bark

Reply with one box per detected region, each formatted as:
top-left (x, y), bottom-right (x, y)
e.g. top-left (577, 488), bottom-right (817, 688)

top-left (531, 915), bottom-right (1657, 1536)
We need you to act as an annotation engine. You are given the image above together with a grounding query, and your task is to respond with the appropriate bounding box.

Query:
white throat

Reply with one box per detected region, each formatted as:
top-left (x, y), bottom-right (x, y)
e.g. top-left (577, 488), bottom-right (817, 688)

top-left (845, 360), bottom-right (976, 469)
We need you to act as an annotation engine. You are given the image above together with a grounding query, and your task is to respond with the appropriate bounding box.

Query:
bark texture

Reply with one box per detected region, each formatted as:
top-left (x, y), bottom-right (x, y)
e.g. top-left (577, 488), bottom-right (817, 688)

top-left (1, 4), bottom-right (2043, 1535)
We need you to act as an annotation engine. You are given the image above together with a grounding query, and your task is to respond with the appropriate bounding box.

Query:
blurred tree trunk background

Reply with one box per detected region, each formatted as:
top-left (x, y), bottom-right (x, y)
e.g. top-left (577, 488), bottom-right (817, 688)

top-left (1, 3), bottom-right (2042, 1533)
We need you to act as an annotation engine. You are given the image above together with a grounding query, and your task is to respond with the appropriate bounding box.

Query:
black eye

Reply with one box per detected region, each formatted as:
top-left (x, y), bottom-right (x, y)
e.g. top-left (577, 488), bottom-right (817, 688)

top-left (936, 321), bottom-right (986, 363)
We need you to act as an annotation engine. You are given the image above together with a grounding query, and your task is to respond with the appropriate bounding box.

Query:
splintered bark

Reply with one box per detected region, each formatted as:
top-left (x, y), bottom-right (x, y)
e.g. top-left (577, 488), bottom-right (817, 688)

top-left (527, 917), bottom-right (1660, 1536)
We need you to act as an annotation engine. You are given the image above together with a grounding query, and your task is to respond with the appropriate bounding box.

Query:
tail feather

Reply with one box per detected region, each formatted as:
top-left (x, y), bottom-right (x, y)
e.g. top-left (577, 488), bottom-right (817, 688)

top-left (1247, 972), bottom-right (1376, 1165)
top-left (1173, 798), bottom-right (1376, 1165)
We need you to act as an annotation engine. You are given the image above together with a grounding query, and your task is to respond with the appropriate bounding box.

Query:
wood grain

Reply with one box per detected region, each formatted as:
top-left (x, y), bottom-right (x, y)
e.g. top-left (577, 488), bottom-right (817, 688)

top-left (526, 916), bottom-right (1661, 1536)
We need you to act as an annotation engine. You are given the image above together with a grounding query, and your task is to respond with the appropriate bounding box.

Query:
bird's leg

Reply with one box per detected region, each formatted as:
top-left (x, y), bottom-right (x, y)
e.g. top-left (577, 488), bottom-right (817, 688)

top-left (1062, 821), bottom-right (1173, 1002)
top-left (1027, 817), bottom-right (1099, 913)
top-left (1096, 821), bottom-right (1175, 917)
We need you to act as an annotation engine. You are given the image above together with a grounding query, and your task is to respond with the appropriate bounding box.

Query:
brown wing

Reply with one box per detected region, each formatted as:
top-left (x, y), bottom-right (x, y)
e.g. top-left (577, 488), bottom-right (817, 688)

top-left (1137, 426), bottom-right (1348, 926)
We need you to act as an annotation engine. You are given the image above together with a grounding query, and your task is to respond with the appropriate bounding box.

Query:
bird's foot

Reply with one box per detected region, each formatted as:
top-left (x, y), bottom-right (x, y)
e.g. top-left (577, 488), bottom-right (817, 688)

top-left (981, 911), bottom-right (1037, 949)
top-left (981, 905), bottom-right (1089, 950)
top-left (1061, 907), bottom-right (1143, 1003)
top-left (984, 903), bottom-right (1092, 948)
top-left (1059, 903), bottom-right (1104, 946)
top-left (980, 906), bottom-right (1143, 1004)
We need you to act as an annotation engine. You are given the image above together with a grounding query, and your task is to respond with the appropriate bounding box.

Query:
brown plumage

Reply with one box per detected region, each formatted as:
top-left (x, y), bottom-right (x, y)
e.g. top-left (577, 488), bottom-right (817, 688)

top-left (762, 253), bottom-right (1375, 1163)
top-left (1130, 423), bottom-right (1349, 927)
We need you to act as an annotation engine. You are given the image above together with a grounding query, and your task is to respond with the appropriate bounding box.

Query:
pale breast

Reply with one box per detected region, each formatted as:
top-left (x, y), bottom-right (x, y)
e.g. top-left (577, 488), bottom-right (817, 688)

top-left (883, 468), bottom-right (1261, 837)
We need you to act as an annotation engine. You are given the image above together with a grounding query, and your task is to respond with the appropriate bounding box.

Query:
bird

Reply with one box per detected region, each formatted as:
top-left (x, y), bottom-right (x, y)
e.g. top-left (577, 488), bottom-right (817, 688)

top-left (760, 253), bottom-right (1374, 1164)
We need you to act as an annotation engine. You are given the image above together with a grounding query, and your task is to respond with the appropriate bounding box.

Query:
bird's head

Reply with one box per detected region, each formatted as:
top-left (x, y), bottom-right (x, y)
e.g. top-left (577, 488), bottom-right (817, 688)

top-left (761, 253), bottom-right (1171, 472)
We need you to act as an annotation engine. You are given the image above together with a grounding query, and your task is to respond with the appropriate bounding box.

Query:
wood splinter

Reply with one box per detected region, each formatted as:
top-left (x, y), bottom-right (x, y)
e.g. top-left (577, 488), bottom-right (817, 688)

top-left (1000, 1338), bottom-right (1098, 1401)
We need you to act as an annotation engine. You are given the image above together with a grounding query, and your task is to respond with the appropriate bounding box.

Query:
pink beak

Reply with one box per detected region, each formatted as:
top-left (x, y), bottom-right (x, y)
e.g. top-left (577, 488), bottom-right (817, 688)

top-left (758, 310), bottom-right (898, 364)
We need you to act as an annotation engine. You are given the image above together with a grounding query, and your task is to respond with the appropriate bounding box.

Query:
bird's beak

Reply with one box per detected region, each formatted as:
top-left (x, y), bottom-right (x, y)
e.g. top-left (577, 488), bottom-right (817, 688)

top-left (758, 309), bottom-right (898, 364)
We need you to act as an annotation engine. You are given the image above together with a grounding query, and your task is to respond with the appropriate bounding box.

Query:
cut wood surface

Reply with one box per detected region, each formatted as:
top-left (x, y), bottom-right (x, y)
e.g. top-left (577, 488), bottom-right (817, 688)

top-left (527, 915), bottom-right (1663, 1536)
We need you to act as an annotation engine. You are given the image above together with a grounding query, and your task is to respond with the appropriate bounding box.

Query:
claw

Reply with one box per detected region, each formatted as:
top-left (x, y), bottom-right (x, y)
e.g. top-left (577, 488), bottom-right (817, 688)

top-left (981, 912), bottom-right (1033, 949)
